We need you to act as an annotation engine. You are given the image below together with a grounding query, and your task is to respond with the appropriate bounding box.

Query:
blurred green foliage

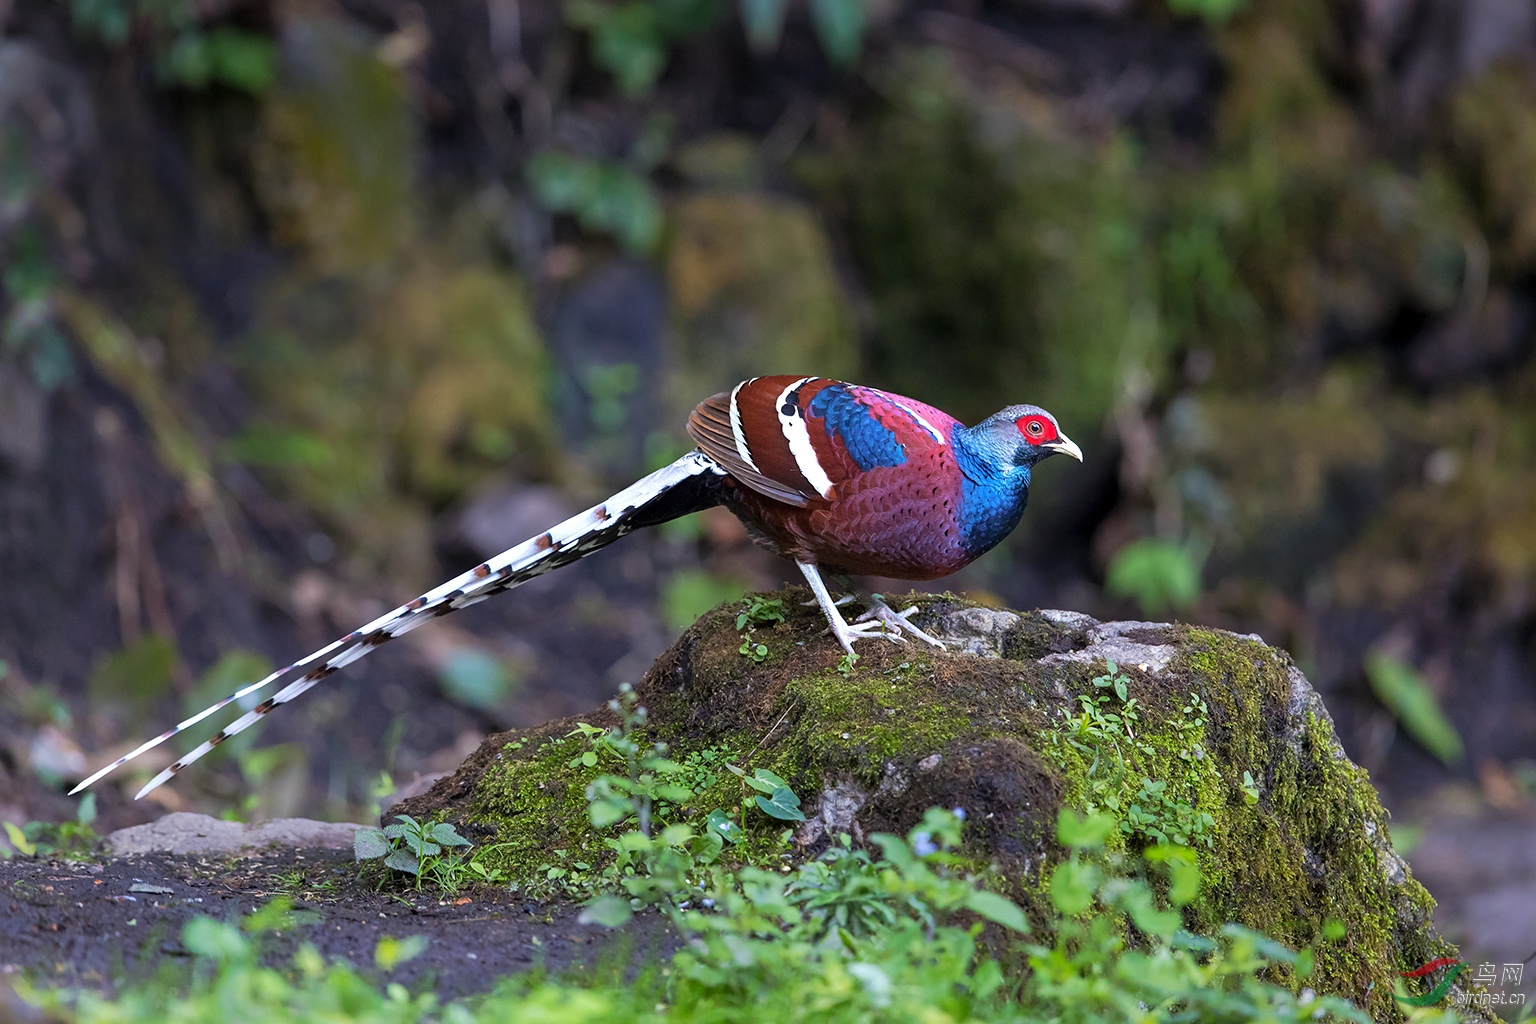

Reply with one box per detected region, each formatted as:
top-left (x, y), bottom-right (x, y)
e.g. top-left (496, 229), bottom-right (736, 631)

top-left (437, 650), bottom-right (521, 713)
top-left (1363, 653), bottom-right (1465, 767)
top-left (566, 0), bottom-right (869, 99)
top-left (661, 571), bottom-right (748, 631)
top-left (529, 153), bottom-right (663, 255)
top-left (159, 28), bottom-right (277, 95)
top-left (1, 231), bottom-right (74, 391)
top-left (69, 0), bottom-right (194, 45)
top-left (665, 189), bottom-right (858, 417)
top-left (179, 650), bottom-right (274, 761)
top-left (88, 636), bottom-right (176, 711)
top-left (565, 0), bottom-right (728, 97)
top-left (253, 18), bottom-right (415, 274)
top-left (1166, 0), bottom-right (1248, 23)
top-left (809, 51), bottom-right (1155, 429)
top-left (1105, 539), bottom-right (1206, 617)
top-left (70, 0), bottom-right (275, 94)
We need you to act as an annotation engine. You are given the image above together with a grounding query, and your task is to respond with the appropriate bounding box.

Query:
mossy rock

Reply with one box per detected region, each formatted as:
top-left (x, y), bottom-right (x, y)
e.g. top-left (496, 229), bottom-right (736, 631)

top-left (400, 589), bottom-right (1481, 1021)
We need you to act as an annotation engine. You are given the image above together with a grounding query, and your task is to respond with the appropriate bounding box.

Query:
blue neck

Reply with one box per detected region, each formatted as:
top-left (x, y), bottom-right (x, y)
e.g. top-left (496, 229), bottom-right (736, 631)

top-left (951, 426), bottom-right (1031, 559)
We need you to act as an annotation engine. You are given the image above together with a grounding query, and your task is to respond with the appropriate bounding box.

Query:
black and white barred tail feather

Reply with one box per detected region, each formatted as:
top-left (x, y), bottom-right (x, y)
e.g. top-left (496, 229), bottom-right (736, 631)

top-left (71, 451), bottom-right (727, 800)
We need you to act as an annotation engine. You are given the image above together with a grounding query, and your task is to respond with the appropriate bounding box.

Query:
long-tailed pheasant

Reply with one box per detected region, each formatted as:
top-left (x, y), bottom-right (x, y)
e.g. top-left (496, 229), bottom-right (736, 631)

top-left (74, 375), bottom-right (1081, 798)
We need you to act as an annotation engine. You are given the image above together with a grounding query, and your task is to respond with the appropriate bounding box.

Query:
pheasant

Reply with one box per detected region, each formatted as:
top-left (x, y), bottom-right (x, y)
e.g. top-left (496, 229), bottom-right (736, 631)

top-left (73, 375), bottom-right (1081, 799)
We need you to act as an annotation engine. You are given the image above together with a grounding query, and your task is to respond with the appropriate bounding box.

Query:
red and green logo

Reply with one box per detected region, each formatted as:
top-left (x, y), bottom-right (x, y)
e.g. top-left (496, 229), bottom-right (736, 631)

top-left (1396, 957), bottom-right (1465, 1007)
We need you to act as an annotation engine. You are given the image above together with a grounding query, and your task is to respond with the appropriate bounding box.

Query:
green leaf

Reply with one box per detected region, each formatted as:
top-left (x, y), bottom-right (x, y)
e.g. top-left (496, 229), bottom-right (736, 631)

top-left (1056, 809), bottom-right (1117, 849)
top-left (1050, 859), bottom-right (1101, 916)
top-left (1364, 652), bottom-right (1464, 765)
top-left (755, 788), bottom-right (806, 822)
top-left (807, 0), bottom-right (865, 66)
top-left (3, 821), bottom-right (36, 857)
top-left (753, 768), bottom-right (790, 789)
top-left (654, 784), bottom-right (694, 803)
top-left (428, 823), bottom-right (471, 847)
top-left (690, 828), bottom-right (724, 864)
top-left (437, 649), bottom-right (516, 712)
top-left (580, 751), bottom-right (599, 768)
top-left (1105, 538), bottom-right (1204, 615)
top-left (374, 934), bottom-right (427, 971)
top-left (1146, 845), bottom-right (1201, 906)
top-left (383, 849), bottom-right (421, 875)
top-left (870, 833), bottom-right (917, 873)
top-left (1322, 918), bottom-right (1347, 941)
top-left (589, 3), bottom-right (666, 97)
top-left (160, 28), bottom-right (277, 95)
top-left (963, 889), bottom-right (1031, 934)
top-left (589, 799), bottom-right (630, 828)
top-left (706, 809), bottom-right (743, 844)
top-left (182, 918), bottom-right (249, 962)
top-left (1111, 880), bottom-right (1181, 938)
top-left (353, 827), bottom-right (390, 861)
top-left (578, 895), bottom-right (634, 928)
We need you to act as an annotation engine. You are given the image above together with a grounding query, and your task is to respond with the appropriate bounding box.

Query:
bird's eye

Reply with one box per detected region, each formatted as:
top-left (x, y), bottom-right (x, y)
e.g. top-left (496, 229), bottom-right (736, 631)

top-left (1026, 420), bottom-right (1043, 436)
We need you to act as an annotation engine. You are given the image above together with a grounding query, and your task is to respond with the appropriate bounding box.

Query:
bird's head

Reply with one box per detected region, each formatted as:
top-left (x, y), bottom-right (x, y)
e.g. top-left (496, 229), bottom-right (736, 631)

top-left (971, 405), bottom-right (1083, 469)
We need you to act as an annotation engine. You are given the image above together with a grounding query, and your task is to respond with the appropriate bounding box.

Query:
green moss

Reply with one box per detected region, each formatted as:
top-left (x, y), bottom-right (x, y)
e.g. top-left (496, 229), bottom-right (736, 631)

top-left (769, 657), bottom-right (968, 784)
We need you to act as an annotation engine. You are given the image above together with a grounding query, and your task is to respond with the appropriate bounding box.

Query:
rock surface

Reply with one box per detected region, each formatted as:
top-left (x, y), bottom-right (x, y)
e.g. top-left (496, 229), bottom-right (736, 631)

top-left (105, 812), bottom-right (364, 857)
top-left (401, 590), bottom-right (1489, 1022)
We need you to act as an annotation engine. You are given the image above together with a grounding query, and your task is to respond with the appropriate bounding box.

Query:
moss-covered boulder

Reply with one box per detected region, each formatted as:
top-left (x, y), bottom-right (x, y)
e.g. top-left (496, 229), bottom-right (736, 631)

top-left (401, 589), bottom-right (1478, 1020)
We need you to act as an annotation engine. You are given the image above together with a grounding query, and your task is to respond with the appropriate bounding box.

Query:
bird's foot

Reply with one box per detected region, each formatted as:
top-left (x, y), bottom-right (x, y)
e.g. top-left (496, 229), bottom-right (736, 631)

top-left (853, 598), bottom-right (946, 650)
top-left (828, 614), bottom-right (910, 656)
top-left (801, 594), bottom-right (856, 608)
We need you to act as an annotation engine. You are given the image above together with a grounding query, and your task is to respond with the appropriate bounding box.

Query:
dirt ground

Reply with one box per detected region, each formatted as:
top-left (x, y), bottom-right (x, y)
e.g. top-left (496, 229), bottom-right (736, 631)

top-left (0, 846), bottom-right (677, 1001)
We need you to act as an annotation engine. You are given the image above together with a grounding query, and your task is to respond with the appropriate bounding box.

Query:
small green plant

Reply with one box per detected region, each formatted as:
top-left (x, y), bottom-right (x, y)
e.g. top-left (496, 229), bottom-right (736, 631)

top-left (579, 685), bottom-right (694, 834)
top-left (727, 764), bottom-right (805, 823)
top-left (2, 794), bottom-right (99, 860)
top-left (1241, 770), bottom-right (1262, 805)
top-left (736, 596), bottom-right (786, 630)
top-left (1045, 664), bottom-right (1220, 850)
top-left (27, 803), bottom-right (1382, 1024)
top-left (735, 595), bottom-right (784, 662)
top-left (836, 650), bottom-right (859, 676)
top-left (353, 814), bottom-right (472, 892)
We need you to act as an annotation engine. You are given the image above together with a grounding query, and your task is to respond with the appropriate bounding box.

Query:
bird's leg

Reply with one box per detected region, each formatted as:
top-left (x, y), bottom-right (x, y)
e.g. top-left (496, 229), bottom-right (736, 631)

top-left (853, 594), bottom-right (946, 650)
top-left (798, 562), bottom-right (907, 656)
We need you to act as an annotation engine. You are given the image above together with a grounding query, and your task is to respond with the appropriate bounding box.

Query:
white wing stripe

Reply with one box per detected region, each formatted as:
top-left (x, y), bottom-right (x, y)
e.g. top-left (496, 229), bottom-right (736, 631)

top-left (728, 380), bottom-right (760, 472)
top-left (776, 377), bottom-right (835, 499)
top-left (886, 397), bottom-right (947, 445)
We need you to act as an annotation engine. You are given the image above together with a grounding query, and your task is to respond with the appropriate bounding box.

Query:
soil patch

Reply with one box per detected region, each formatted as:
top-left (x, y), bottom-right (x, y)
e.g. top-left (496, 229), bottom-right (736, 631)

top-left (0, 849), bottom-right (675, 1000)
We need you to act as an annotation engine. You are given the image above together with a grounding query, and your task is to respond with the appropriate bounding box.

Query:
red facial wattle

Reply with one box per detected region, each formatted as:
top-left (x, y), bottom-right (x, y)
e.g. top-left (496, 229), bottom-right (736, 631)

top-left (1015, 415), bottom-right (1059, 445)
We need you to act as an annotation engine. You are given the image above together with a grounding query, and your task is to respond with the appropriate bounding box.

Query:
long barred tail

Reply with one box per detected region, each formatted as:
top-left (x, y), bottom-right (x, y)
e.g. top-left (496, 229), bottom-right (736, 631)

top-left (71, 451), bottom-right (727, 800)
